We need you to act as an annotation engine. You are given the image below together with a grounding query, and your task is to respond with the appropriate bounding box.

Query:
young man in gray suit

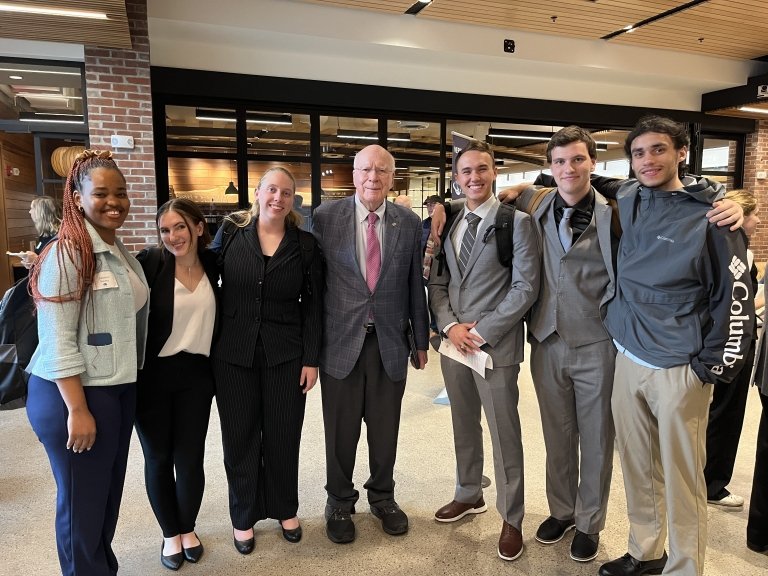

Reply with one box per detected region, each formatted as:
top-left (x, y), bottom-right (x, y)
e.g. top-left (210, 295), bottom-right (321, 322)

top-left (428, 141), bottom-right (540, 562)
top-left (515, 126), bottom-right (618, 563)
top-left (312, 144), bottom-right (429, 544)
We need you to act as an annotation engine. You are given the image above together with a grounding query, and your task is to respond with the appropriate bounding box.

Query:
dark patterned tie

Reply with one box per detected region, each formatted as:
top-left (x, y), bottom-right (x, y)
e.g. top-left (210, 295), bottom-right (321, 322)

top-left (458, 212), bottom-right (481, 276)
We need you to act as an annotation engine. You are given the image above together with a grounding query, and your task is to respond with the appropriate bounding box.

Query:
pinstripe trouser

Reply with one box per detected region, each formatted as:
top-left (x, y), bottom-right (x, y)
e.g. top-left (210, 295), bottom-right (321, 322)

top-left (213, 344), bottom-right (306, 529)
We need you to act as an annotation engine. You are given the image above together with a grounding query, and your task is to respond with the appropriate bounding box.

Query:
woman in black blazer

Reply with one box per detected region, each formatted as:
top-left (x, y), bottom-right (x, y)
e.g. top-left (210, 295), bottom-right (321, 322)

top-left (135, 199), bottom-right (219, 571)
top-left (211, 166), bottom-right (322, 552)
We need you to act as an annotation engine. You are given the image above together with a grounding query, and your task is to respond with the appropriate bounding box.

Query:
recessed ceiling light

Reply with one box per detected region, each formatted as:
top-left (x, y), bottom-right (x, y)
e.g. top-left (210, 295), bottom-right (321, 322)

top-left (0, 2), bottom-right (108, 19)
top-left (9, 74), bottom-right (22, 80)
top-left (739, 106), bottom-right (768, 115)
top-left (0, 67), bottom-right (80, 76)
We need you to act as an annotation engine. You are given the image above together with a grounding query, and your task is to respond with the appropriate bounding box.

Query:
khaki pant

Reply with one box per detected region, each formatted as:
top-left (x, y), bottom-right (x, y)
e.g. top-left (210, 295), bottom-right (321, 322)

top-left (612, 352), bottom-right (713, 576)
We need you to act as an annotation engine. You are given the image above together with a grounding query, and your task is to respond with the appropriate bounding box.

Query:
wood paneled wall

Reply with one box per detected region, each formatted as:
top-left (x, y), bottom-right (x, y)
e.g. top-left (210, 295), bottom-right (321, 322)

top-left (167, 158), bottom-right (355, 206)
top-left (0, 133), bottom-right (37, 294)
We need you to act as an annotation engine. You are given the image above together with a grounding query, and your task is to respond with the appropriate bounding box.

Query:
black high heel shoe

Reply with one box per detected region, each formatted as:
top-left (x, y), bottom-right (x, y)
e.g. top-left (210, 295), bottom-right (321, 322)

top-left (233, 528), bottom-right (255, 555)
top-left (280, 520), bottom-right (303, 543)
top-left (160, 541), bottom-right (184, 571)
top-left (183, 533), bottom-right (204, 563)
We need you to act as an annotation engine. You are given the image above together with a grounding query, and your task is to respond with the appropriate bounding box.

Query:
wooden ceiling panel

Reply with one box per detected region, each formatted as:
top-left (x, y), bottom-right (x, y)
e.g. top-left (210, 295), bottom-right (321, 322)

top-left (0, 0), bottom-right (131, 49)
top-left (297, 0), bottom-right (768, 61)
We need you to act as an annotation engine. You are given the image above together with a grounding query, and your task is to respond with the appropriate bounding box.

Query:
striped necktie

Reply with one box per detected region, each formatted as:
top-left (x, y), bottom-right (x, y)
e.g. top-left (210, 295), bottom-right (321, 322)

top-left (458, 212), bottom-right (481, 276)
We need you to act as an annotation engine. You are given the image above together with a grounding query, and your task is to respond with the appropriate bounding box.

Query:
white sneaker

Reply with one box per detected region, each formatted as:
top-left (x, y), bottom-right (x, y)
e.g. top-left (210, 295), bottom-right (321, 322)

top-left (707, 493), bottom-right (744, 509)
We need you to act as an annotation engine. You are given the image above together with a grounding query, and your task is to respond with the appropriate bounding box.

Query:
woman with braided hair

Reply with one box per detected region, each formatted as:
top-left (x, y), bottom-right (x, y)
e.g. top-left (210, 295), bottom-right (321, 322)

top-left (25, 150), bottom-right (149, 576)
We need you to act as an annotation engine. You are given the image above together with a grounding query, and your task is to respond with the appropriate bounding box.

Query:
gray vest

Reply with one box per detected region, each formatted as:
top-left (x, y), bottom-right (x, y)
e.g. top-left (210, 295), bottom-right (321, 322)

top-left (529, 203), bottom-right (611, 348)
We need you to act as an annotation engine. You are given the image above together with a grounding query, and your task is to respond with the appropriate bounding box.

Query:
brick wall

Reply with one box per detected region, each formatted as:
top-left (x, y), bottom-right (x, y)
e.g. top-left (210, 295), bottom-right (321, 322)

top-left (744, 119), bottom-right (768, 264)
top-left (84, 0), bottom-right (156, 253)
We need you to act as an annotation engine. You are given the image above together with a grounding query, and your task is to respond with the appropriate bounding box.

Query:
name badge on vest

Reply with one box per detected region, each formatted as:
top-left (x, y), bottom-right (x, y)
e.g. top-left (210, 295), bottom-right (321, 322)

top-left (93, 271), bottom-right (118, 290)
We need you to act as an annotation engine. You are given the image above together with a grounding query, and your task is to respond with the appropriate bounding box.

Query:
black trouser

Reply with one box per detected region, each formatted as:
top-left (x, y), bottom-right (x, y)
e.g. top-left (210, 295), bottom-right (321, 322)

top-left (321, 332), bottom-right (406, 510)
top-left (213, 344), bottom-right (306, 529)
top-left (748, 390), bottom-right (768, 547)
top-left (135, 352), bottom-right (214, 537)
top-left (704, 339), bottom-right (755, 499)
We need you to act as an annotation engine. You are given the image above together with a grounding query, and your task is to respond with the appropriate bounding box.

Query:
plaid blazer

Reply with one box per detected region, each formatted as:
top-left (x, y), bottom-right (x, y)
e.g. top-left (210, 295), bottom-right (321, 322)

top-left (313, 196), bottom-right (428, 381)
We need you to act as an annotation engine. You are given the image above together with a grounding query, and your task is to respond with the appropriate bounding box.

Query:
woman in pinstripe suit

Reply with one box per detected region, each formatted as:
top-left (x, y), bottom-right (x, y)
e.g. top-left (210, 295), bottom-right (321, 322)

top-left (210, 167), bottom-right (323, 552)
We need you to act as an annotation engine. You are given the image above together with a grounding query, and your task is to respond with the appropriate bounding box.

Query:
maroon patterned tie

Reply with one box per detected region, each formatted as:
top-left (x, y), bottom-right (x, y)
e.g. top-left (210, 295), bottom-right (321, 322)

top-left (366, 212), bottom-right (381, 293)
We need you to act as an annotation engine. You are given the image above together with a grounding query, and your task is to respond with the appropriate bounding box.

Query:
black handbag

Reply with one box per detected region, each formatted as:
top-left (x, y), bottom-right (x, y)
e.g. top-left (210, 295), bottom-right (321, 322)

top-left (0, 276), bottom-right (37, 406)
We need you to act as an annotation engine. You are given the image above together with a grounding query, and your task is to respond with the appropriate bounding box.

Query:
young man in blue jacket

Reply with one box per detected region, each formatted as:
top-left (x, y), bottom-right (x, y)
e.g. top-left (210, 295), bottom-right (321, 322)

top-left (600, 116), bottom-right (754, 576)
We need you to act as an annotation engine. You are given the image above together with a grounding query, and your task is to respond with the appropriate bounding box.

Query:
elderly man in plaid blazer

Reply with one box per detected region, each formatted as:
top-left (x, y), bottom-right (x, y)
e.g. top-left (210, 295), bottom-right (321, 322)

top-left (312, 144), bottom-right (429, 545)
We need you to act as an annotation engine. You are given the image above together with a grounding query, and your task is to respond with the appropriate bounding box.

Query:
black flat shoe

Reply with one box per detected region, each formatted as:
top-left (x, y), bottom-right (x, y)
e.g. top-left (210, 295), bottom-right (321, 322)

top-left (183, 534), bottom-right (204, 563)
top-left (160, 542), bottom-right (184, 571)
top-left (280, 521), bottom-right (303, 543)
top-left (233, 529), bottom-right (255, 555)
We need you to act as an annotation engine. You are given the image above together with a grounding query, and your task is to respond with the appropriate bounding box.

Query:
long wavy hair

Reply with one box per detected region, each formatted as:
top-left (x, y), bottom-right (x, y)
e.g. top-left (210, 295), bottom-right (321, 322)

top-left (226, 166), bottom-right (303, 229)
top-left (30, 196), bottom-right (61, 237)
top-left (29, 150), bottom-right (125, 303)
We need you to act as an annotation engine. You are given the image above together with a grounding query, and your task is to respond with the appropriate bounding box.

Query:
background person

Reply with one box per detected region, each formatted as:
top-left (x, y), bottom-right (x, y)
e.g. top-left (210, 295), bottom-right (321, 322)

top-left (12, 196), bottom-right (61, 269)
top-left (25, 150), bottom-right (149, 576)
top-left (210, 167), bottom-right (323, 553)
top-left (135, 198), bottom-right (219, 570)
top-left (704, 189), bottom-right (760, 512)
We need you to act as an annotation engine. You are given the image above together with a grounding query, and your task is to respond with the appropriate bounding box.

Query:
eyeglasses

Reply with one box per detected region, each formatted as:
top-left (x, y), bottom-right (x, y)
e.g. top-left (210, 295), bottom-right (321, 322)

top-left (354, 167), bottom-right (393, 176)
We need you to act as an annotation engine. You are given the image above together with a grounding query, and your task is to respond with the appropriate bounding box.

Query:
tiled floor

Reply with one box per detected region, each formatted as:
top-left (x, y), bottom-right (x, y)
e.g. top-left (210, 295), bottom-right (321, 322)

top-left (1, 346), bottom-right (767, 575)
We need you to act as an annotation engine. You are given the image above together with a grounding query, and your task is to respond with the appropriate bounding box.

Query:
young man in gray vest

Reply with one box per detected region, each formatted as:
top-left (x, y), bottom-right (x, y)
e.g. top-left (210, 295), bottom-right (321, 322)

top-left (428, 141), bottom-right (540, 562)
top-left (600, 115), bottom-right (754, 576)
top-left (513, 126), bottom-right (618, 563)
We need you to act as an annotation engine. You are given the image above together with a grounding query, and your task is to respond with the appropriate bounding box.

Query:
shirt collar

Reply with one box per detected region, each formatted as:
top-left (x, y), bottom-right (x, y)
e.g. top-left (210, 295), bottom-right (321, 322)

top-left (355, 194), bottom-right (387, 223)
top-left (464, 194), bottom-right (496, 221)
top-left (554, 188), bottom-right (595, 212)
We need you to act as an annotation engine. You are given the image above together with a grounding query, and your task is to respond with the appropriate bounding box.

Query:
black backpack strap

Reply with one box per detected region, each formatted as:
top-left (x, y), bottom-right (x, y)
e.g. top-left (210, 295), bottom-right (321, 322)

top-left (217, 218), bottom-right (239, 267)
top-left (486, 203), bottom-right (516, 268)
top-left (296, 228), bottom-right (315, 296)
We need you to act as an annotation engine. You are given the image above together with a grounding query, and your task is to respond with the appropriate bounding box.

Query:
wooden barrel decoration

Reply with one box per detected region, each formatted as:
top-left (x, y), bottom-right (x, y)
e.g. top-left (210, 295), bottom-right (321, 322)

top-left (50, 146), bottom-right (85, 178)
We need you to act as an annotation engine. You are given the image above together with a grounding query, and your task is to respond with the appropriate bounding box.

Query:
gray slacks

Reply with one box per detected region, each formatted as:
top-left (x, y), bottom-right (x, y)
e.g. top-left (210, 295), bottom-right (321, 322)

top-left (442, 356), bottom-right (524, 529)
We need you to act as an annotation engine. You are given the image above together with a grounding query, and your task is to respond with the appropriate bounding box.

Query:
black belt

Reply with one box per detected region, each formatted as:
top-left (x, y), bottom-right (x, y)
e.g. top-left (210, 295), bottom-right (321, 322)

top-left (364, 323), bottom-right (376, 334)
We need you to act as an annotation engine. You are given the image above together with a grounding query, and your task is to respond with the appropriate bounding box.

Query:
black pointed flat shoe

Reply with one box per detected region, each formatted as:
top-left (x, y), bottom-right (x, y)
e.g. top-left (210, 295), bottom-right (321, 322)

top-left (233, 529), bottom-right (255, 555)
top-left (183, 534), bottom-right (204, 563)
top-left (160, 542), bottom-right (184, 571)
top-left (280, 521), bottom-right (303, 543)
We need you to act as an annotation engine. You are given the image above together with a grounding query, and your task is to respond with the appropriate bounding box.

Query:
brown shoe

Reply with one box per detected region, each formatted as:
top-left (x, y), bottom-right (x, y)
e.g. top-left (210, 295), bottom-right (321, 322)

top-left (434, 497), bottom-right (487, 523)
top-left (498, 521), bottom-right (523, 561)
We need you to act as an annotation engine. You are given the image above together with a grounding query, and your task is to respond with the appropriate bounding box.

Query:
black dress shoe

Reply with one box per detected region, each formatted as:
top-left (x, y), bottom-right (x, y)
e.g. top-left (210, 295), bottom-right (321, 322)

top-left (370, 501), bottom-right (409, 536)
top-left (325, 505), bottom-right (356, 544)
top-left (233, 529), bottom-right (255, 555)
top-left (160, 542), bottom-right (184, 571)
top-left (570, 531), bottom-right (599, 562)
top-left (747, 540), bottom-right (768, 554)
top-left (599, 552), bottom-right (667, 576)
top-left (535, 516), bottom-right (576, 544)
top-left (280, 521), bottom-right (303, 543)
top-left (183, 534), bottom-right (204, 563)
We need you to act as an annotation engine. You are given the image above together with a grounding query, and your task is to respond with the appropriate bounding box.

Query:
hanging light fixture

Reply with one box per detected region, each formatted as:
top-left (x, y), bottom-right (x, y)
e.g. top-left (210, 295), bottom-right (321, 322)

top-left (225, 160), bottom-right (238, 195)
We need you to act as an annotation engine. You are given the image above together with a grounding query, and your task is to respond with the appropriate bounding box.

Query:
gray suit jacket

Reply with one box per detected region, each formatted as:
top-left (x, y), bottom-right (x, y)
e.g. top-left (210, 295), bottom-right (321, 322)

top-left (520, 186), bottom-right (616, 347)
top-left (313, 196), bottom-right (429, 381)
top-left (428, 198), bottom-right (540, 366)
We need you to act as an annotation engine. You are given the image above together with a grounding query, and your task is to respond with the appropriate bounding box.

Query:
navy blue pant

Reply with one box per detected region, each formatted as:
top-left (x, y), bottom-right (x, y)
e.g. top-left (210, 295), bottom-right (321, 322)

top-left (26, 375), bottom-right (136, 576)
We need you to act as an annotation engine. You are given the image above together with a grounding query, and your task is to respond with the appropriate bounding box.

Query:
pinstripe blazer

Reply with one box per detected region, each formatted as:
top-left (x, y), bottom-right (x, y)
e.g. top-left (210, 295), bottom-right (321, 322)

top-left (312, 196), bottom-right (429, 382)
top-left (211, 221), bottom-right (323, 369)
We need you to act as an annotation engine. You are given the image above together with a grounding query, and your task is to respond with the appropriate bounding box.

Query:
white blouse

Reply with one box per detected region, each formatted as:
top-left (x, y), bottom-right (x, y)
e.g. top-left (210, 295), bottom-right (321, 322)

top-left (158, 274), bottom-right (216, 357)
